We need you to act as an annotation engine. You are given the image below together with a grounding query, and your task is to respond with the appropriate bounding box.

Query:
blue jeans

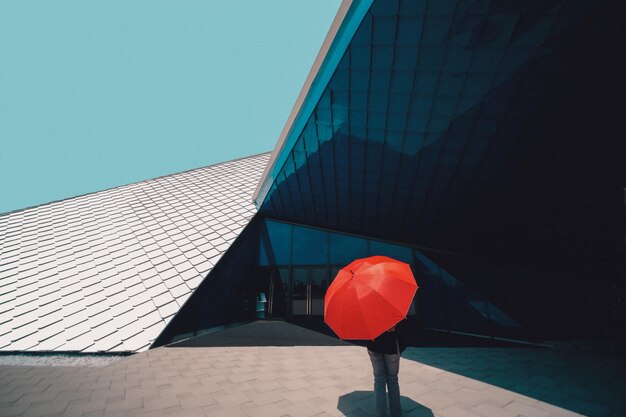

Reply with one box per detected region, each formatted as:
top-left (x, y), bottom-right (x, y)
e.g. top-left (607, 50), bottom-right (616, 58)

top-left (368, 350), bottom-right (401, 417)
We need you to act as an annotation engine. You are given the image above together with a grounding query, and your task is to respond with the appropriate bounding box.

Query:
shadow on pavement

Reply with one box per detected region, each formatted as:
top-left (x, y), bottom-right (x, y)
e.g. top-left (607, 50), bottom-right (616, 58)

top-left (337, 390), bottom-right (434, 417)
top-left (166, 320), bottom-right (349, 347)
top-left (401, 347), bottom-right (626, 417)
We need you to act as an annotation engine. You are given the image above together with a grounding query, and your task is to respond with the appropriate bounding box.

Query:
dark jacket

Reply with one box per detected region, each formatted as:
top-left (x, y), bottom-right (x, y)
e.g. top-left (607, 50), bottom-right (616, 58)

top-left (367, 329), bottom-right (407, 355)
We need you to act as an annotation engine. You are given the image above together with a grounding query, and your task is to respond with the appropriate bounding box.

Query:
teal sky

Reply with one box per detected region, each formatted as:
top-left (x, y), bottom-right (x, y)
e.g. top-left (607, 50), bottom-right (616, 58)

top-left (0, 0), bottom-right (341, 214)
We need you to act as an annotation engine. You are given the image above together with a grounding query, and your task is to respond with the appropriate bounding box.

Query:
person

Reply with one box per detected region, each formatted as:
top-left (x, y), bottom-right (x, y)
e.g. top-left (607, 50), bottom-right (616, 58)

top-left (367, 324), bottom-right (407, 417)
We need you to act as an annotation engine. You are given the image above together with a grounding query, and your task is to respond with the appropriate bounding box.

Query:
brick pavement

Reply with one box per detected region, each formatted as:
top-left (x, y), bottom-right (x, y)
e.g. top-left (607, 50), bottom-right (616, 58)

top-left (0, 346), bottom-right (624, 417)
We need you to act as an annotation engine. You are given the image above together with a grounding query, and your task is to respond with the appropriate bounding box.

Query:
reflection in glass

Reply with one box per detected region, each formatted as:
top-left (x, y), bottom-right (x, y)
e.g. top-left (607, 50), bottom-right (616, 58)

top-left (292, 226), bottom-right (327, 264)
top-left (260, 219), bottom-right (519, 338)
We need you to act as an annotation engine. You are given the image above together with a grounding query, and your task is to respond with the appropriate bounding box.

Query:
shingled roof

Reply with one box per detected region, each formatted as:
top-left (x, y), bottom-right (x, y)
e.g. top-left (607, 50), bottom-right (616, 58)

top-left (0, 153), bottom-right (270, 353)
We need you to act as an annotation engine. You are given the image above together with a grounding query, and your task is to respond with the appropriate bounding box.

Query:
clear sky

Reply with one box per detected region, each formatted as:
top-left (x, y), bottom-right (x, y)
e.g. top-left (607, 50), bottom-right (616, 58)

top-left (0, 0), bottom-right (341, 214)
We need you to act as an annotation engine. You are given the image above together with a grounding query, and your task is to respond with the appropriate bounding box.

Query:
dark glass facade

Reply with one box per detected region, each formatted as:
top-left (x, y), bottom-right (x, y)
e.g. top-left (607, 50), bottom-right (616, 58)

top-left (253, 0), bottom-right (625, 340)
top-left (157, 0), bottom-right (625, 346)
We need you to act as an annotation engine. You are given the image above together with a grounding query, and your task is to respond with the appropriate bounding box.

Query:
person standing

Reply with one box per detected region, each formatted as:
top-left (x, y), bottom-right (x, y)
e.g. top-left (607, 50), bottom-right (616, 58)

top-left (366, 324), bottom-right (406, 417)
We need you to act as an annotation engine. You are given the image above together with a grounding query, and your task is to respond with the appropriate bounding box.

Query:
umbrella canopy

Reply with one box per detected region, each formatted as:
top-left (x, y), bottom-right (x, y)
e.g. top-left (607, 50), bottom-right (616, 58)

top-left (324, 255), bottom-right (418, 340)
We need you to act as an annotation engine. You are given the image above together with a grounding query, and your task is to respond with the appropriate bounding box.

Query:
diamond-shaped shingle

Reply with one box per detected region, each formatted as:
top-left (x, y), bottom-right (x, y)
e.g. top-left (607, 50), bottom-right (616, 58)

top-left (0, 153), bottom-right (269, 352)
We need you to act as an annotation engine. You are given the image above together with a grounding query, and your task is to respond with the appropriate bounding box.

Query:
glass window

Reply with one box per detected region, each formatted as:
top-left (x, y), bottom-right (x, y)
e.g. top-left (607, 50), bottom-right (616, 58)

top-left (417, 45), bottom-right (445, 71)
top-left (421, 14), bottom-right (453, 45)
top-left (368, 240), bottom-right (412, 263)
top-left (349, 109), bottom-right (367, 129)
top-left (372, 16), bottom-right (396, 45)
top-left (367, 111), bottom-right (387, 131)
top-left (293, 141), bottom-right (307, 170)
top-left (329, 232), bottom-right (368, 265)
top-left (395, 45), bottom-right (419, 70)
top-left (370, 70), bottom-right (392, 93)
top-left (388, 93), bottom-right (411, 115)
top-left (350, 90), bottom-right (369, 111)
top-left (292, 225), bottom-right (328, 265)
top-left (390, 70), bottom-right (414, 93)
top-left (384, 130), bottom-right (404, 152)
top-left (372, 45), bottom-right (394, 70)
top-left (470, 47), bottom-right (504, 73)
top-left (330, 266), bottom-right (342, 282)
top-left (463, 73), bottom-right (492, 96)
top-left (399, 2), bottom-right (426, 16)
top-left (331, 70), bottom-right (349, 90)
top-left (368, 92), bottom-right (389, 113)
top-left (432, 95), bottom-right (457, 116)
top-left (427, 115), bottom-right (451, 134)
top-left (438, 72), bottom-right (465, 97)
top-left (350, 13), bottom-right (371, 46)
top-left (259, 220), bottom-right (292, 266)
top-left (444, 46), bottom-right (473, 72)
top-left (398, 16), bottom-right (423, 44)
top-left (414, 71), bottom-right (439, 95)
top-left (350, 69), bottom-right (370, 92)
top-left (406, 111), bottom-right (429, 133)
top-left (350, 45), bottom-right (371, 70)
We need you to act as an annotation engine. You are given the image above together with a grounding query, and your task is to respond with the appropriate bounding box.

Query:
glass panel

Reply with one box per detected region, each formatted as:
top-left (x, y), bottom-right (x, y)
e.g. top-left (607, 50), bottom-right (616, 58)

top-left (372, 16), bottom-right (396, 45)
top-left (414, 72), bottom-right (438, 95)
top-left (445, 269), bottom-right (490, 335)
top-left (269, 267), bottom-right (289, 319)
top-left (292, 226), bottom-right (328, 265)
top-left (329, 232), bottom-right (369, 266)
top-left (422, 14), bottom-right (453, 45)
top-left (417, 45), bottom-right (445, 71)
top-left (310, 268), bottom-right (327, 316)
top-left (330, 266), bottom-right (342, 282)
top-left (444, 46), bottom-right (473, 72)
top-left (394, 45), bottom-right (418, 70)
top-left (350, 70), bottom-right (370, 93)
top-left (350, 13), bottom-right (371, 46)
top-left (350, 45), bottom-right (371, 70)
top-left (372, 45), bottom-right (394, 70)
top-left (371, 70), bottom-right (392, 92)
top-left (463, 73), bottom-right (492, 96)
top-left (292, 268), bottom-right (308, 316)
top-left (413, 249), bottom-right (447, 329)
top-left (260, 220), bottom-right (292, 266)
top-left (369, 240), bottom-right (413, 263)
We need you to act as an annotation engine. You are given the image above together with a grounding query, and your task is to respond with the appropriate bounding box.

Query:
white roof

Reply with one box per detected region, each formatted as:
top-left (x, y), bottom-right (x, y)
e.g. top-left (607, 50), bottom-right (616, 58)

top-left (0, 153), bottom-right (270, 353)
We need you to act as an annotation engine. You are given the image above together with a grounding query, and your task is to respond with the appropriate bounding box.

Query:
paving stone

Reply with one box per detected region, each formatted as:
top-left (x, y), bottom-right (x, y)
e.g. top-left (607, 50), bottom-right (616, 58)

top-left (179, 393), bottom-right (218, 409)
top-left (503, 400), bottom-right (551, 417)
top-left (211, 390), bottom-right (251, 407)
top-left (244, 402), bottom-right (292, 417)
top-left (0, 346), bottom-right (624, 417)
top-left (62, 398), bottom-right (107, 416)
top-left (201, 403), bottom-right (249, 417)
top-left (473, 403), bottom-right (519, 417)
top-left (103, 396), bottom-right (143, 413)
top-left (142, 395), bottom-right (181, 412)
top-left (439, 405), bottom-right (482, 417)
top-left (0, 402), bottom-right (30, 417)
top-left (14, 389), bottom-right (58, 405)
top-left (413, 389), bottom-right (459, 410)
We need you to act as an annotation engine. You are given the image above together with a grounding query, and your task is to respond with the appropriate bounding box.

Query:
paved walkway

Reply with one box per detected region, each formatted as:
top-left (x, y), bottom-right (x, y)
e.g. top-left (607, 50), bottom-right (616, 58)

top-left (1, 345), bottom-right (624, 417)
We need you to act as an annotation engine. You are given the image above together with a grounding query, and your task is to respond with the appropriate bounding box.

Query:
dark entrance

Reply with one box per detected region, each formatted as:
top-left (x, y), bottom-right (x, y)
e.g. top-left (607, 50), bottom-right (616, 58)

top-left (292, 266), bottom-right (327, 317)
top-left (259, 266), bottom-right (329, 319)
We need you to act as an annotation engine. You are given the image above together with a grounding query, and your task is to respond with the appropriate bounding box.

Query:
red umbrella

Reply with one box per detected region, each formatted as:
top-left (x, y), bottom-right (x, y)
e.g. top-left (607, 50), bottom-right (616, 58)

top-left (324, 255), bottom-right (418, 340)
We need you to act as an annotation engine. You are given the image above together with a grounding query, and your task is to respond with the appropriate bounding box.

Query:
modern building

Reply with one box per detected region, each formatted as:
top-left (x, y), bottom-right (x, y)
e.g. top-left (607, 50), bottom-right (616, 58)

top-left (1, 0), bottom-right (624, 353)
